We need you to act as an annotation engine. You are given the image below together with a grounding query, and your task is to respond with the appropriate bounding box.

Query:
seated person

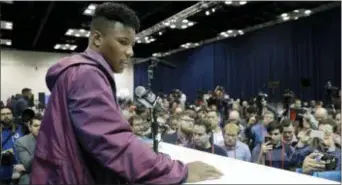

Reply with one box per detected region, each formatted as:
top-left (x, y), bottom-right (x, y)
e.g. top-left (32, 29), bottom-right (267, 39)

top-left (15, 114), bottom-right (42, 184)
top-left (222, 123), bottom-right (251, 162)
top-left (187, 119), bottom-right (227, 157)
top-left (252, 121), bottom-right (296, 170)
top-left (128, 115), bottom-right (152, 139)
top-left (163, 112), bottom-right (194, 146)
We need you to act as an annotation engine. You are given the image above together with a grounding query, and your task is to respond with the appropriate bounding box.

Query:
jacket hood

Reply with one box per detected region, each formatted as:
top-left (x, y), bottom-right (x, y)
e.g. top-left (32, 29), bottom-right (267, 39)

top-left (46, 49), bottom-right (113, 91)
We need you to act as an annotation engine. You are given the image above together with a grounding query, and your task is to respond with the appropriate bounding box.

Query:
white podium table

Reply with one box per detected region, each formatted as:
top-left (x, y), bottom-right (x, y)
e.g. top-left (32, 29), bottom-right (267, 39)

top-left (158, 142), bottom-right (339, 184)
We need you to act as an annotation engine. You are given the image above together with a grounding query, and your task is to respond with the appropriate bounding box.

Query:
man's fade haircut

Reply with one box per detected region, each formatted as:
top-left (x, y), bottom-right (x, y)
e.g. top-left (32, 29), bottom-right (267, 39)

top-left (90, 2), bottom-right (140, 34)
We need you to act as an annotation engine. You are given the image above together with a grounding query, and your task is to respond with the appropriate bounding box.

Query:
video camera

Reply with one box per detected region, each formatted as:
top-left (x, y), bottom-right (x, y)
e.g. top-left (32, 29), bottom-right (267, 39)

top-left (255, 92), bottom-right (267, 116)
top-left (171, 89), bottom-right (182, 100)
top-left (325, 81), bottom-right (339, 108)
top-left (317, 153), bottom-right (338, 171)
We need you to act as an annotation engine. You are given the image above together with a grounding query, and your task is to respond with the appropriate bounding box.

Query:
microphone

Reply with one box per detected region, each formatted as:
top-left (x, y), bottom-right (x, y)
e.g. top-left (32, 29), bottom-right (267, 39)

top-left (135, 86), bottom-right (163, 153)
top-left (135, 86), bottom-right (166, 113)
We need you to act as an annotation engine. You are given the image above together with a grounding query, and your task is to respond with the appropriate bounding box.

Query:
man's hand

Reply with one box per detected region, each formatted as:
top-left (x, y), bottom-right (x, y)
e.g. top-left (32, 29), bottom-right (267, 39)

top-left (261, 141), bottom-right (273, 154)
top-left (302, 153), bottom-right (326, 174)
top-left (185, 161), bottom-right (223, 183)
top-left (13, 164), bottom-right (26, 173)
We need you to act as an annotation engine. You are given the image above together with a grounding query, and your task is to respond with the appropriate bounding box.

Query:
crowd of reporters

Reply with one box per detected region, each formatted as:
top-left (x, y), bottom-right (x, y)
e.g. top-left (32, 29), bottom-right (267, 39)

top-left (122, 86), bottom-right (341, 182)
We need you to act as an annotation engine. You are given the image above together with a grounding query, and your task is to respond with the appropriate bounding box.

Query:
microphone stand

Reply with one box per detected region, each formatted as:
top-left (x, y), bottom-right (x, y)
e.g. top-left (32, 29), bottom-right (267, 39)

top-left (150, 98), bottom-right (160, 153)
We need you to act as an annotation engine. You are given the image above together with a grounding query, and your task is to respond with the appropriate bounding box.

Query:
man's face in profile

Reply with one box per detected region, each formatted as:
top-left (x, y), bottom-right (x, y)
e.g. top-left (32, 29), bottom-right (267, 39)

top-left (96, 22), bottom-right (135, 73)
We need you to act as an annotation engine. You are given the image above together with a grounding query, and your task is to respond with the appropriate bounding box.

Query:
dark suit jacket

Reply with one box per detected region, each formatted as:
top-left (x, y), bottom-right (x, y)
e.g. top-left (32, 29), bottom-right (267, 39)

top-left (15, 134), bottom-right (36, 184)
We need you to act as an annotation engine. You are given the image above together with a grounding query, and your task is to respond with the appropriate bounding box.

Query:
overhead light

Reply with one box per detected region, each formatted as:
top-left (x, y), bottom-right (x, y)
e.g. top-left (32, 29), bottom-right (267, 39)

top-left (65, 28), bottom-right (90, 38)
top-left (304, 10), bottom-right (312, 15)
top-left (219, 29), bottom-right (244, 38)
top-left (54, 44), bottom-right (77, 51)
top-left (152, 53), bottom-right (162, 57)
top-left (164, 19), bottom-right (195, 30)
top-left (281, 13), bottom-right (288, 17)
top-left (135, 1), bottom-right (220, 39)
top-left (224, 1), bottom-right (247, 6)
top-left (135, 36), bottom-right (156, 44)
top-left (158, 31), bottom-right (163, 35)
top-left (279, 9), bottom-right (313, 22)
top-left (83, 4), bottom-right (97, 16)
top-left (205, 11), bottom-right (210, 16)
top-left (211, 8), bottom-right (216, 12)
top-left (282, 16), bottom-right (290, 21)
top-left (181, 42), bottom-right (198, 49)
top-left (1, 21), bottom-right (12, 30)
top-left (1, 39), bottom-right (12, 46)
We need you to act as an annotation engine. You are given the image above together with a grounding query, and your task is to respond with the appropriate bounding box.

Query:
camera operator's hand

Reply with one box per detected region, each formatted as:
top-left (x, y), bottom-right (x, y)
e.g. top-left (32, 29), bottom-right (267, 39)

top-left (302, 153), bottom-right (326, 174)
top-left (261, 141), bottom-right (273, 154)
top-left (185, 161), bottom-right (223, 183)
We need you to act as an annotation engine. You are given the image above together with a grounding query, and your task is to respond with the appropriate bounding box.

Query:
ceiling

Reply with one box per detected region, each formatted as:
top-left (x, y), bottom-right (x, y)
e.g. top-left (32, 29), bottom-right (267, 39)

top-left (0, 1), bottom-right (337, 58)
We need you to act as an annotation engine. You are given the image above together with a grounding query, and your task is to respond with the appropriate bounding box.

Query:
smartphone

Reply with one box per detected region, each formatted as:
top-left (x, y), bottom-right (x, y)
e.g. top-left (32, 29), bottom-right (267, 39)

top-left (310, 130), bottom-right (324, 140)
top-left (264, 136), bottom-right (272, 143)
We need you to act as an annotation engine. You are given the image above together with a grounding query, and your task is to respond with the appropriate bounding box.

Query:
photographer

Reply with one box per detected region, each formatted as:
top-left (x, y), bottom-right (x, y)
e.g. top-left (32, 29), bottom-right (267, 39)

top-left (1, 107), bottom-right (25, 184)
top-left (207, 86), bottom-right (229, 122)
top-left (252, 121), bottom-right (296, 170)
top-left (312, 119), bottom-right (341, 170)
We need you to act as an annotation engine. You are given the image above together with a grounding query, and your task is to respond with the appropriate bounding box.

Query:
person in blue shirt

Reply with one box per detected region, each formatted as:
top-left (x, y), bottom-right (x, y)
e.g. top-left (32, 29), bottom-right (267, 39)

top-left (249, 111), bottom-right (275, 149)
top-left (187, 119), bottom-right (227, 157)
top-left (222, 123), bottom-right (251, 162)
top-left (252, 121), bottom-right (295, 170)
top-left (1, 107), bottom-right (25, 184)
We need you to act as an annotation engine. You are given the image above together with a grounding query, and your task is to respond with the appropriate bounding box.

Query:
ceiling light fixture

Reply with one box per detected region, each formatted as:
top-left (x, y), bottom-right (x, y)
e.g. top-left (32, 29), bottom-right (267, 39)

top-left (164, 19), bottom-right (196, 30)
top-left (0, 39), bottom-right (12, 46)
top-left (180, 42), bottom-right (199, 49)
top-left (83, 4), bottom-right (97, 16)
top-left (135, 36), bottom-right (156, 44)
top-left (1, 21), bottom-right (12, 30)
top-left (54, 44), bottom-right (77, 51)
top-left (135, 1), bottom-right (220, 40)
top-left (279, 9), bottom-right (312, 22)
top-left (219, 29), bottom-right (244, 38)
top-left (65, 28), bottom-right (90, 38)
top-left (224, 1), bottom-right (248, 6)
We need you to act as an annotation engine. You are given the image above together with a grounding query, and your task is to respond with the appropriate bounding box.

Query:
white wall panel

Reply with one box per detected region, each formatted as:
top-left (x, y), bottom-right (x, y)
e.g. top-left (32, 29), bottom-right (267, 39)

top-left (1, 49), bottom-right (134, 102)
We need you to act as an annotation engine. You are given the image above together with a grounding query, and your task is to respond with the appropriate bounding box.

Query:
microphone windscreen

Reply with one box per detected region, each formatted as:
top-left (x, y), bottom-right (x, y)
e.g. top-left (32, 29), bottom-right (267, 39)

top-left (135, 86), bottom-right (146, 97)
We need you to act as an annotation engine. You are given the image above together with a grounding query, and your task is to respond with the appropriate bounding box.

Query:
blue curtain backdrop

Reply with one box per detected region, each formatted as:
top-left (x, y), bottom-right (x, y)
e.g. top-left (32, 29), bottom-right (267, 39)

top-left (134, 8), bottom-right (341, 102)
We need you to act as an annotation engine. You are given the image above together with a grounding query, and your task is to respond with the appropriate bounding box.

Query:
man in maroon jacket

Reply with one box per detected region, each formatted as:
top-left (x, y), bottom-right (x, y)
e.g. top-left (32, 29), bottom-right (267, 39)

top-left (30, 2), bottom-right (222, 184)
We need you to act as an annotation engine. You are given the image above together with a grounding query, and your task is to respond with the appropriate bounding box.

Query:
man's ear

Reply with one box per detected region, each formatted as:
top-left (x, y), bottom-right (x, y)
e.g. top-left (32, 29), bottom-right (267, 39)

top-left (90, 30), bottom-right (104, 48)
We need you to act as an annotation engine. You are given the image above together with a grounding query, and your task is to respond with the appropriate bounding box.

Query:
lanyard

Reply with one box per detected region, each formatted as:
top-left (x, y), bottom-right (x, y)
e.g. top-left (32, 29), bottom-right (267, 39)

top-left (267, 143), bottom-right (285, 169)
